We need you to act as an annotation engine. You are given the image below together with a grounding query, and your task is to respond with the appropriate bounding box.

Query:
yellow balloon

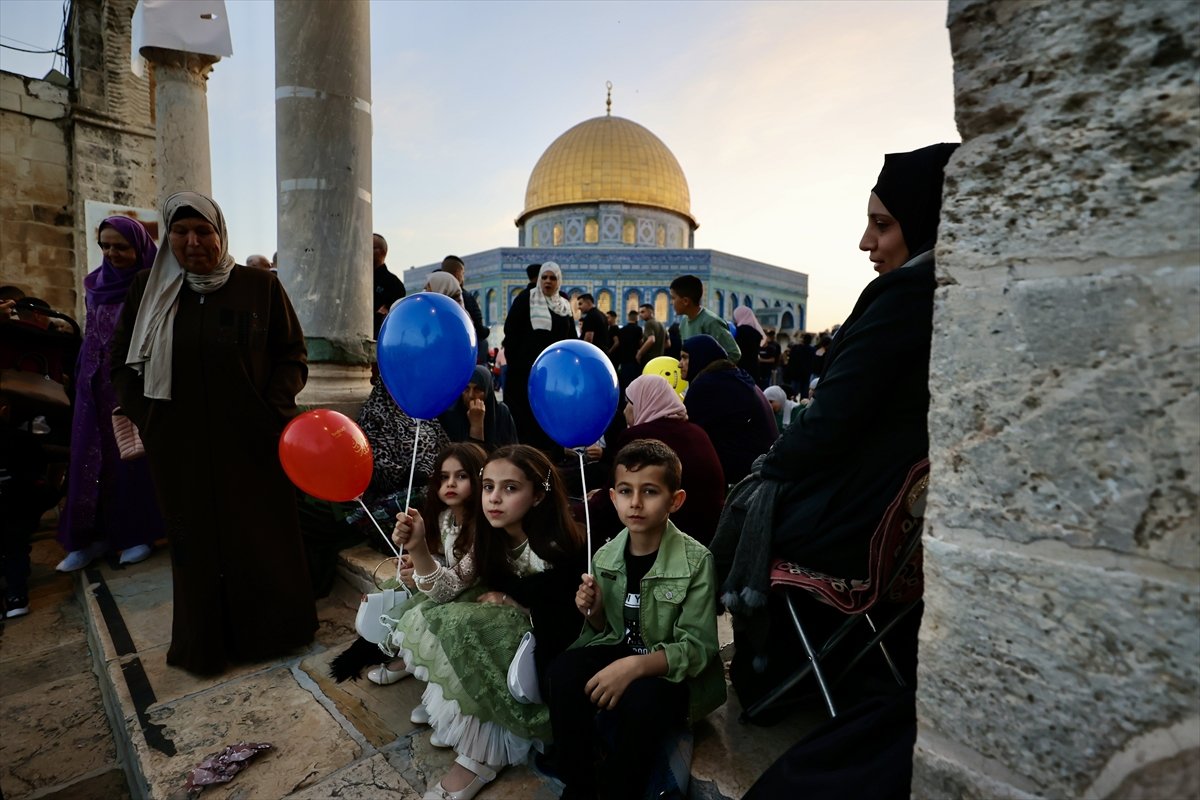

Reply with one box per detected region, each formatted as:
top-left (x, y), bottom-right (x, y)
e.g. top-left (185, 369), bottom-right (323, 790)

top-left (676, 378), bottom-right (688, 399)
top-left (642, 356), bottom-right (681, 389)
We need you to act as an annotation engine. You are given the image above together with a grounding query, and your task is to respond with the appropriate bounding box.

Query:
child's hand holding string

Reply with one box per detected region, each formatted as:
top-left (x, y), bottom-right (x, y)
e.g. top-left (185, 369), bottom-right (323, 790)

top-left (576, 574), bottom-right (604, 629)
top-left (391, 508), bottom-right (427, 552)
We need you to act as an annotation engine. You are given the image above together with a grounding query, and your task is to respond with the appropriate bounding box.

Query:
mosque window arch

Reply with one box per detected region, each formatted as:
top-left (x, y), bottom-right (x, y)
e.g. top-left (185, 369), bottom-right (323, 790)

top-left (781, 310), bottom-right (795, 330)
top-left (486, 289), bottom-right (497, 326)
top-left (774, 299), bottom-right (782, 307)
top-left (622, 219), bottom-right (636, 245)
top-left (715, 290), bottom-right (724, 317)
top-left (798, 304), bottom-right (806, 330)
top-left (597, 289), bottom-right (613, 312)
top-left (656, 224), bottom-right (666, 247)
top-left (625, 288), bottom-right (641, 314)
top-left (761, 298), bottom-right (770, 309)
top-left (654, 290), bottom-right (670, 321)
top-left (731, 294), bottom-right (739, 310)
top-left (585, 218), bottom-right (599, 244)
top-left (509, 286), bottom-right (522, 311)
top-left (553, 223), bottom-right (564, 246)
top-left (532, 226), bottom-right (541, 247)
top-left (744, 293), bottom-right (752, 308)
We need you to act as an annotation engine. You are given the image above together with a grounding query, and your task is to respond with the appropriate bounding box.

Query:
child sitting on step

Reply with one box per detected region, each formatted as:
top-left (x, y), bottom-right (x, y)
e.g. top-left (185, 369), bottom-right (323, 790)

top-left (547, 438), bottom-right (726, 800)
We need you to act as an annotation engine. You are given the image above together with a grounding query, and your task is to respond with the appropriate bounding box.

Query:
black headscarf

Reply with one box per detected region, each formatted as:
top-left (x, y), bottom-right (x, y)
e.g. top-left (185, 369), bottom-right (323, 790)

top-left (683, 334), bottom-right (731, 378)
top-left (870, 142), bottom-right (959, 257)
top-left (437, 364), bottom-right (518, 450)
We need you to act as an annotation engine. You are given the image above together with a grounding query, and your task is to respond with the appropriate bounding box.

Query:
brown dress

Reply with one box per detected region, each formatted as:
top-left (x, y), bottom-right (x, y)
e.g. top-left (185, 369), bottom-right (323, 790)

top-left (111, 266), bottom-right (317, 674)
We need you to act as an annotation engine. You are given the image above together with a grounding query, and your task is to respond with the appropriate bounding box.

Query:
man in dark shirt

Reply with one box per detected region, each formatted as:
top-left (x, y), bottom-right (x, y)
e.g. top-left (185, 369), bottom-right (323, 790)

top-left (372, 233), bottom-right (405, 337)
top-left (635, 303), bottom-right (666, 366)
top-left (440, 255), bottom-right (490, 364)
top-left (577, 293), bottom-right (611, 352)
top-left (615, 310), bottom-right (644, 390)
top-left (784, 332), bottom-right (816, 398)
top-left (757, 329), bottom-right (782, 388)
top-left (605, 311), bottom-right (621, 359)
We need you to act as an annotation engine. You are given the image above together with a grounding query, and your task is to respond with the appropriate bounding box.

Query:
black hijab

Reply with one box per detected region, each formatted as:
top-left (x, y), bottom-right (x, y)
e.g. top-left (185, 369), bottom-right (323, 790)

top-left (870, 142), bottom-right (959, 257)
top-left (438, 364), bottom-right (518, 449)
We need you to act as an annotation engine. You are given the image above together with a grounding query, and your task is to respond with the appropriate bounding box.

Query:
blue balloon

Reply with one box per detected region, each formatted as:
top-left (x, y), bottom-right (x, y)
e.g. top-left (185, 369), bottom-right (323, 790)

top-left (378, 293), bottom-right (477, 420)
top-left (727, 320), bottom-right (737, 337)
top-left (529, 340), bottom-right (619, 449)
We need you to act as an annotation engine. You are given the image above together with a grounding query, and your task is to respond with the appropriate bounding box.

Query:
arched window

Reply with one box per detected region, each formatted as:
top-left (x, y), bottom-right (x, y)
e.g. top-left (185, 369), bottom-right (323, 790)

top-left (797, 303), bottom-right (806, 330)
top-left (597, 289), bottom-right (613, 312)
top-left (625, 288), bottom-right (641, 314)
top-left (622, 219), bottom-right (636, 245)
top-left (781, 310), bottom-right (795, 330)
top-left (744, 293), bottom-right (752, 308)
top-left (731, 294), bottom-right (739, 310)
top-left (532, 226), bottom-right (541, 247)
top-left (654, 290), bottom-right (670, 322)
top-left (553, 223), bottom-right (564, 246)
top-left (715, 290), bottom-right (724, 317)
top-left (585, 218), bottom-right (599, 244)
top-left (486, 289), bottom-right (497, 326)
top-left (761, 298), bottom-right (770, 309)
top-left (656, 224), bottom-right (666, 247)
top-left (509, 286), bottom-right (523, 312)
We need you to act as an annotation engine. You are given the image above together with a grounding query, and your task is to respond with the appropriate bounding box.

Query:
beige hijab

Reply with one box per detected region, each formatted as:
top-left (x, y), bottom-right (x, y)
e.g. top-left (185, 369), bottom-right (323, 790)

top-left (425, 271), bottom-right (464, 307)
top-left (125, 191), bottom-right (236, 400)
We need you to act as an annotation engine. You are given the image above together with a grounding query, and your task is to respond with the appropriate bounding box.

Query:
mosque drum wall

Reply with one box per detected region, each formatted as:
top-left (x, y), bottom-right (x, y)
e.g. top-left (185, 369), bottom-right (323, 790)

top-left (917, 1), bottom-right (1200, 798)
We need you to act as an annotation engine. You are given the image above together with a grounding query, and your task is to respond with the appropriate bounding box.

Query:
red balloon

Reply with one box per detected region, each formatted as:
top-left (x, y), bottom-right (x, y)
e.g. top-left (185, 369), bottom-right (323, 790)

top-left (279, 409), bottom-right (373, 502)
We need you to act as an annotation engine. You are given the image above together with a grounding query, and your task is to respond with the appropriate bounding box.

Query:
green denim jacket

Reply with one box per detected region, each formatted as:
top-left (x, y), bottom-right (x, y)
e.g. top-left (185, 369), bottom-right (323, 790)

top-left (572, 521), bottom-right (727, 723)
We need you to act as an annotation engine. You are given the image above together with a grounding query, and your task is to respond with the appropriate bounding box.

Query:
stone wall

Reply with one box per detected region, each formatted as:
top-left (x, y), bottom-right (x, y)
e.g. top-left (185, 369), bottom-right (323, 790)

top-left (0, 73), bottom-right (74, 312)
top-left (916, 1), bottom-right (1200, 798)
top-left (0, 0), bottom-right (154, 321)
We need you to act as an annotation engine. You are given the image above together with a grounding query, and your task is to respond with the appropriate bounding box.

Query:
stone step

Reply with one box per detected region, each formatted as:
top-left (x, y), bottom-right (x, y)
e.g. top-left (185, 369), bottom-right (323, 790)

top-left (71, 539), bottom-right (816, 799)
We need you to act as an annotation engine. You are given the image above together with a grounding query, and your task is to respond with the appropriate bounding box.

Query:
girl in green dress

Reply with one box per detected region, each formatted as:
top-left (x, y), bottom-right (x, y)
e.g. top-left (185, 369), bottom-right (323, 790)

top-left (390, 445), bottom-right (585, 800)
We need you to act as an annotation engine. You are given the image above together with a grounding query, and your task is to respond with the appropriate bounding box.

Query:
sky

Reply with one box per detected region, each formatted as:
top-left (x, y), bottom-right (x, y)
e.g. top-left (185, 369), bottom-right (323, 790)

top-left (1, 0), bottom-right (958, 331)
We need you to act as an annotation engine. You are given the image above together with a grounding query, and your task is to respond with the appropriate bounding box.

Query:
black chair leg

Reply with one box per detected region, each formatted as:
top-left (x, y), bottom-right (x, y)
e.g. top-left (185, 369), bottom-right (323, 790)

top-left (865, 613), bottom-right (905, 687)
top-left (786, 592), bottom-right (838, 718)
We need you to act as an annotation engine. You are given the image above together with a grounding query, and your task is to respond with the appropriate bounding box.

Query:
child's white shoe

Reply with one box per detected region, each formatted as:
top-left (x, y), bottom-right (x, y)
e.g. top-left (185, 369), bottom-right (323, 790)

top-left (367, 662), bottom-right (410, 685)
top-left (428, 729), bottom-right (451, 748)
top-left (410, 704), bottom-right (430, 725)
top-left (422, 755), bottom-right (497, 800)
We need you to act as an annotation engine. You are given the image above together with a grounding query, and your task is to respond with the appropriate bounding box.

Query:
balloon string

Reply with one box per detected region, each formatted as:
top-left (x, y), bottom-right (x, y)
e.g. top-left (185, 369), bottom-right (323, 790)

top-left (356, 498), bottom-right (400, 560)
top-left (399, 419), bottom-right (422, 579)
top-left (579, 449), bottom-right (592, 576)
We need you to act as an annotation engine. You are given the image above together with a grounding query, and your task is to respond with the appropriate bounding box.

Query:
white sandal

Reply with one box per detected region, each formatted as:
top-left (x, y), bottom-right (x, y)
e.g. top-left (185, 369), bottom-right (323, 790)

top-left (422, 754), bottom-right (498, 800)
top-left (366, 662), bottom-right (411, 685)
top-left (410, 704), bottom-right (430, 725)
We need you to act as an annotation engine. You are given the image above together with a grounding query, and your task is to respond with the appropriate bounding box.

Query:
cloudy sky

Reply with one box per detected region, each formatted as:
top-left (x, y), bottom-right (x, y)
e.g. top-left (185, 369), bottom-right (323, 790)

top-left (2, 0), bottom-right (958, 330)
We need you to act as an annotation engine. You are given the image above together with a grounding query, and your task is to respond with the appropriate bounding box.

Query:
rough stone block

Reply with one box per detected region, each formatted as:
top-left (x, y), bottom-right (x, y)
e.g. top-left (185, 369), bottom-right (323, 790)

top-left (913, 737), bottom-right (1040, 800)
top-left (17, 135), bottom-right (68, 166)
top-left (917, 534), bottom-right (1200, 795)
top-left (19, 94), bottom-right (67, 121)
top-left (29, 118), bottom-right (65, 143)
top-left (940, 0), bottom-right (1200, 278)
top-left (27, 79), bottom-right (68, 105)
top-left (929, 270), bottom-right (1200, 567)
top-left (0, 89), bottom-right (19, 112)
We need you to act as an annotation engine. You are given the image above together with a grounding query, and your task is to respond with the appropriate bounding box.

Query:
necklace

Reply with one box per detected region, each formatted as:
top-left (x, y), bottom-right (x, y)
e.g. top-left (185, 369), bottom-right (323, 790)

top-left (508, 537), bottom-right (529, 556)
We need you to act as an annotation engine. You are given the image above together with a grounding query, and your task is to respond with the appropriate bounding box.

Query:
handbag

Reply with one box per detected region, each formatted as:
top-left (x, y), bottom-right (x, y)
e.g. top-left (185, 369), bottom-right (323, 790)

top-left (111, 409), bottom-right (146, 461)
top-left (354, 558), bottom-right (412, 644)
top-left (507, 630), bottom-right (541, 704)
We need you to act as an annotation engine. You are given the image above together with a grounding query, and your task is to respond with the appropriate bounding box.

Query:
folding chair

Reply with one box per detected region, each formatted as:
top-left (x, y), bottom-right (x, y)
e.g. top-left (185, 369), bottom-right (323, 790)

top-left (741, 459), bottom-right (929, 722)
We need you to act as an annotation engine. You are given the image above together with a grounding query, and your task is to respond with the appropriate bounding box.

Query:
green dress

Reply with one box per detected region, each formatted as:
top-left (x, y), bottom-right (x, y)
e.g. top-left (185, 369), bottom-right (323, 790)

top-left (387, 540), bottom-right (552, 767)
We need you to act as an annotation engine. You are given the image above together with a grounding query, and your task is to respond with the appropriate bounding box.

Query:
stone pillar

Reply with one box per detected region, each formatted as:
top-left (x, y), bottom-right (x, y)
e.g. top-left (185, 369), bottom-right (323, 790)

top-left (141, 47), bottom-right (218, 202)
top-left (274, 0), bottom-right (374, 410)
top-left (916, 1), bottom-right (1199, 798)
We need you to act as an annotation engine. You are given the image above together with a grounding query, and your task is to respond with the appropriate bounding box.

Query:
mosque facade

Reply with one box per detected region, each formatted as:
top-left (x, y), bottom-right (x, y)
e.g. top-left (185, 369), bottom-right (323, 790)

top-left (404, 105), bottom-right (808, 342)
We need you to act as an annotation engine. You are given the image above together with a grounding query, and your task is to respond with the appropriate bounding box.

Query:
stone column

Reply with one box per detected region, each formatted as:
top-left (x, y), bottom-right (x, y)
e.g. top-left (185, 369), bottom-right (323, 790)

top-left (274, 0), bottom-right (374, 411)
top-left (141, 47), bottom-right (218, 202)
top-left (915, 1), bottom-right (1199, 798)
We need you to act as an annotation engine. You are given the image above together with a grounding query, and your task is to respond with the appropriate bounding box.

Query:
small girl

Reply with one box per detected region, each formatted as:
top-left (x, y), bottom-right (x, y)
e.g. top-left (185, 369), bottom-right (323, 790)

top-left (371, 443), bottom-right (488, 686)
top-left (390, 445), bottom-right (584, 800)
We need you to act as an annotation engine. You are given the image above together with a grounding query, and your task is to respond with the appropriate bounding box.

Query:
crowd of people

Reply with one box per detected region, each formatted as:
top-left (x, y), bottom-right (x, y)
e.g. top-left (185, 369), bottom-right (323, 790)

top-left (0, 141), bottom-right (958, 799)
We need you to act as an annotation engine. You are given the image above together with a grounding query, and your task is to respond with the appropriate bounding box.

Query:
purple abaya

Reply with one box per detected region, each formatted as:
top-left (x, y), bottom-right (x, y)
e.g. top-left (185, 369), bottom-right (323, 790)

top-left (57, 217), bottom-right (162, 552)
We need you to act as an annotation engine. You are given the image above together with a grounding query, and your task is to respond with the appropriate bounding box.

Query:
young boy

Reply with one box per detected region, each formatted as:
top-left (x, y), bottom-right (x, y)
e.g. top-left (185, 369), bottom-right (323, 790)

top-left (547, 439), bottom-right (725, 800)
top-left (669, 274), bottom-right (741, 362)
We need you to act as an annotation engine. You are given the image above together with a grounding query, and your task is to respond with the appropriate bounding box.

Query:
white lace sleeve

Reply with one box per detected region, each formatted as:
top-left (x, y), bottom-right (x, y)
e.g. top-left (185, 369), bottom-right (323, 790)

top-left (418, 551), bottom-right (477, 603)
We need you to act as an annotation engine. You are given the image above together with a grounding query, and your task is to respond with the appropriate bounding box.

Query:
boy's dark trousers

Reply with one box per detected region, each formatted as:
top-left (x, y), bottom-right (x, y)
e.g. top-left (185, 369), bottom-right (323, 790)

top-left (547, 643), bottom-right (688, 799)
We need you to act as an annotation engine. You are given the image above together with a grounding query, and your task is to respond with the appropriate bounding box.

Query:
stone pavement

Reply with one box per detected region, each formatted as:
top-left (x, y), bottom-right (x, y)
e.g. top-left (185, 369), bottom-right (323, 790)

top-left (4, 528), bottom-right (820, 799)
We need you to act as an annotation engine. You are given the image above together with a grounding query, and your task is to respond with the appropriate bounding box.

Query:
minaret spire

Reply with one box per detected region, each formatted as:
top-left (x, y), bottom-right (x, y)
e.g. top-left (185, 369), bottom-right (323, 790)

top-left (605, 80), bottom-right (612, 116)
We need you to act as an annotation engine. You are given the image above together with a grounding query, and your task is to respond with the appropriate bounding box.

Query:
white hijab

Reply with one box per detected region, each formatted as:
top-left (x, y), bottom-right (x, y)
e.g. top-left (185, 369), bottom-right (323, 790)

top-left (125, 191), bottom-right (236, 400)
top-left (529, 261), bottom-right (571, 331)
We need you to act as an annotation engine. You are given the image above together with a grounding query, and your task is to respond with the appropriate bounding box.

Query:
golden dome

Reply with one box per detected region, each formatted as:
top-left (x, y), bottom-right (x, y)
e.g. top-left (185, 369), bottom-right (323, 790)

top-left (519, 115), bottom-right (696, 227)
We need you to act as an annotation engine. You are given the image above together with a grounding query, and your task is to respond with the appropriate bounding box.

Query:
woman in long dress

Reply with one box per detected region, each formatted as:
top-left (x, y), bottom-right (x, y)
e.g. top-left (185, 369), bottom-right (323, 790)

top-left (502, 262), bottom-right (575, 454)
top-left (57, 216), bottom-right (163, 571)
top-left (110, 191), bottom-right (316, 675)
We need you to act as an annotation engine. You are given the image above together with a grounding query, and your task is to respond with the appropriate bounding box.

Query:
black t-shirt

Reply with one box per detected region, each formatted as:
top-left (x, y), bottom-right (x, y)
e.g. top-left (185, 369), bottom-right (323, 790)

top-left (615, 323), bottom-right (642, 365)
top-left (373, 265), bottom-right (406, 336)
top-left (622, 543), bottom-right (659, 655)
top-left (579, 307), bottom-right (611, 352)
top-left (759, 340), bottom-right (781, 367)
